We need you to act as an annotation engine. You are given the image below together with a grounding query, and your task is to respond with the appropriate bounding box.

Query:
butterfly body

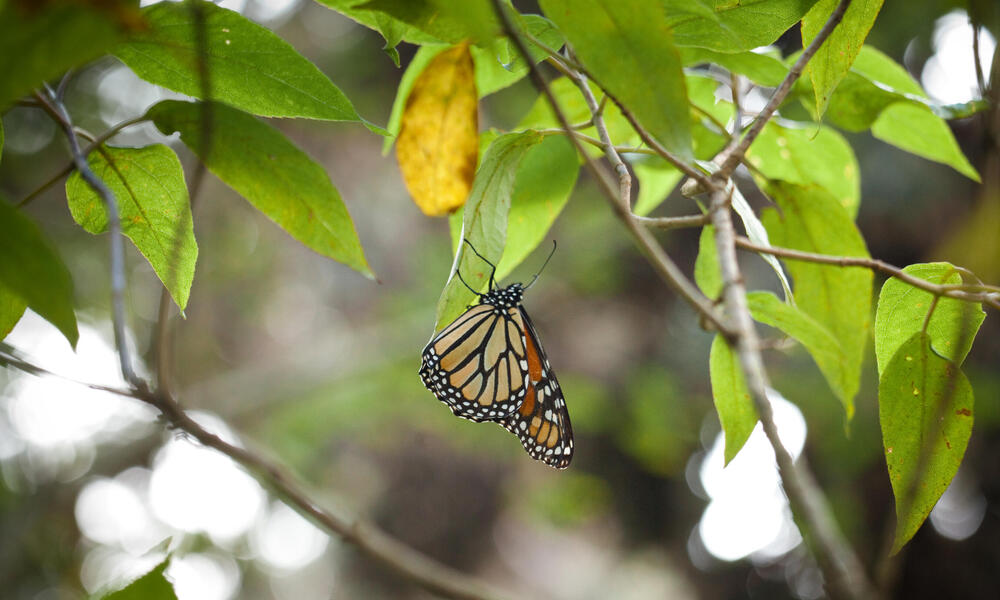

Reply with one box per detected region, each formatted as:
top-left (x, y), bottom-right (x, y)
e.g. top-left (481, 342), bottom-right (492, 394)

top-left (420, 281), bottom-right (574, 469)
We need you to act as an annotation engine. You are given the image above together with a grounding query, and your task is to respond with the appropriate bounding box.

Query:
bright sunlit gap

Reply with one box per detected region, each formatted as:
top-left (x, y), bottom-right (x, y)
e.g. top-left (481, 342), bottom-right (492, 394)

top-left (920, 9), bottom-right (996, 105)
top-left (694, 390), bottom-right (807, 563)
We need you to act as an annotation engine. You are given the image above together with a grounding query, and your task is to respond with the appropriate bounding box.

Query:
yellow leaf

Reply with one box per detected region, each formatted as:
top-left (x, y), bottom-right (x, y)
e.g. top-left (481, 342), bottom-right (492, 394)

top-left (397, 43), bottom-right (478, 216)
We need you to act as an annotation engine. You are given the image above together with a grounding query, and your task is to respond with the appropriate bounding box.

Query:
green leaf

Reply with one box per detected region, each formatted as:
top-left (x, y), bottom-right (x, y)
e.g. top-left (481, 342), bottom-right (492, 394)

top-left (472, 14), bottom-right (564, 98)
top-left (872, 103), bottom-right (980, 182)
top-left (0, 3), bottom-right (126, 111)
top-left (667, 0), bottom-right (816, 53)
top-left (148, 100), bottom-right (372, 277)
top-left (315, 0), bottom-right (441, 45)
top-left (874, 263), bottom-right (986, 378)
top-left (747, 121), bottom-right (861, 218)
top-left (709, 334), bottom-right (756, 464)
top-left (0, 284), bottom-right (27, 342)
top-left (0, 200), bottom-right (78, 348)
top-left (688, 74), bottom-right (733, 160)
top-left (66, 145), bottom-right (197, 310)
top-left (802, 0), bottom-right (884, 118)
top-left (99, 559), bottom-right (177, 600)
top-left (374, 12), bottom-right (406, 66)
top-left (632, 158), bottom-right (682, 216)
top-left (694, 224), bottom-right (722, 299)
top-left (748, 291), bottom-right (853, 406)
top-left (358, 0), bottom-right (498, 44)
top-left (434, 131), bottom-right (545, 330)
top-left (679, 47), bottom-right (788, 87)
top-left (879, 332), bottom-right (974, 554)
top-left (761, 181), bottom-right (873, 418)
top-left (541, 0), bottom-right (692, 159)
top-left (496, 134), bottom-right (578, 281)
top-left (115, 1), bottom-right (373, 126)
top-left (382, 44), bottom-right (449, 154)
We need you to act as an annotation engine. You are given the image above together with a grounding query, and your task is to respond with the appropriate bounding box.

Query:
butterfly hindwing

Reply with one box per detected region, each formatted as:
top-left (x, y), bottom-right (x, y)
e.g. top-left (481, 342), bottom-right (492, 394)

top-left (498, 307), bottom-right (574, 469)
top-left (419, 302), bottom-right (529, 422)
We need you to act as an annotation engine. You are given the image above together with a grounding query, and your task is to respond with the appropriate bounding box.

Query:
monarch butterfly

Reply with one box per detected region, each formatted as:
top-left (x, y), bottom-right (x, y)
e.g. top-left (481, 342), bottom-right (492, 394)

top-left (419, 241), bottom-right (573, 469)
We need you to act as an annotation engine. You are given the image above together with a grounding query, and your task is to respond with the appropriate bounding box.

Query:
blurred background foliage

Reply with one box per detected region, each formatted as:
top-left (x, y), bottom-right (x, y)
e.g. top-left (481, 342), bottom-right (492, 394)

top-left (1, 0), bottom-right (999, 599)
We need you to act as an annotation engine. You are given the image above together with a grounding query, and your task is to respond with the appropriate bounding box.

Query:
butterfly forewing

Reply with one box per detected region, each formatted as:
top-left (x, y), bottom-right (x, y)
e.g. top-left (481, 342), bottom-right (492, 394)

top-left (419, 301), bottom-right (529, 422)
top-left (498, 308), bottom-right (574, 469)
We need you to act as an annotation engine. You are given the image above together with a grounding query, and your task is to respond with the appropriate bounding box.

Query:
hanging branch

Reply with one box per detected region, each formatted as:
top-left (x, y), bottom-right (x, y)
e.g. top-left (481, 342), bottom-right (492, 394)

top-left (34, 86), bottom-right (142, 388)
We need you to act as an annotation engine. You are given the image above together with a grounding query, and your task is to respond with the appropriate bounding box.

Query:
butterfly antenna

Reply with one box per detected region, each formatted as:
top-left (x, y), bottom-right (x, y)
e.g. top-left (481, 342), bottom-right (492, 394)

top-left (462, 238), bottom-right (498, 290)
top-left (524, 240), bottom-right (557, 290)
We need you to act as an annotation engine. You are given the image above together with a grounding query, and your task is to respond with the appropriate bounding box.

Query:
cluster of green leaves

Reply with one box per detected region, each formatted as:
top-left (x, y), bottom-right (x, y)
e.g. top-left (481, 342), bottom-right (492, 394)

top-left (325, 0), bottom-right (990, 552)
top-left (1, 0), bottom-right (378, 348)
top-left (0, 0), bottom-right (992, 560)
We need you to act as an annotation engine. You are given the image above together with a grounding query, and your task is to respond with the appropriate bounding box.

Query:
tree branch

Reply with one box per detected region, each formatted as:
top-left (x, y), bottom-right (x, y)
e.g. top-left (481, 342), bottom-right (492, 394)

top-left (735, 236), bottom-right (1000, 311)
top-left (710, 190), bottom-right (877, 600)
top-left (633, 214), bottom-right (710, 229)
top-left (713, 0), bottom-right (852, 180)
top-left (35, 87), bottom-right (141, 387)
top-left (0, 348), bottom-right (514, 600)
top-left (492, 0), bottom-right (731, 336)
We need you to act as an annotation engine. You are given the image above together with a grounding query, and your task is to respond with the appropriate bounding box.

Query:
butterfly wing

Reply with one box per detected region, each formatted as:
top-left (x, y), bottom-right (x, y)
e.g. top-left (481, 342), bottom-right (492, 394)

top-left (499, 307), bottom-right (574, 469)
top-left (419, 303), bottom-right (530, 422)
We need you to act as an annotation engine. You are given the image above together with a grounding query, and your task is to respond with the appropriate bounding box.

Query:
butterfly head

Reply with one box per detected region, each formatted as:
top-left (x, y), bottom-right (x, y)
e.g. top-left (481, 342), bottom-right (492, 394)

top-left (479, 283), bottom-right (524, 308)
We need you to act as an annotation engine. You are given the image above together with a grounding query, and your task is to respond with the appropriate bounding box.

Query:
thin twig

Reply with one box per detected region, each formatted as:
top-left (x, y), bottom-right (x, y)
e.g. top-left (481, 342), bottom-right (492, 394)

top-left (0, 349), bottom-right (513, 600)
top-left (714, 0), bottom-right (852, 180)
top-left (735, 236), bottom-right (1000, 311)
top-left (567, 61), bottom-right (631, 210)
top-left (35, 87), bottom-right (141, 387)
top-left (971, 15), bottom-right (986, 97)
top-left (16, 115), bottom-right (150, 208)
top-left (633, 214), bottom-right (709, 229)
top-left (730, 72), bottom-right (743, 137)
top-left (491, 0), bottom-right (731, 336)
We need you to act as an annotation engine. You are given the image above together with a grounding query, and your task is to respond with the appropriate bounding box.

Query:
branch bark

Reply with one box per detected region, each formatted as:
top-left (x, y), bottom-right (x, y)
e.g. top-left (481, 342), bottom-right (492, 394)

top-left (0, 348), bottom-right (514, 600)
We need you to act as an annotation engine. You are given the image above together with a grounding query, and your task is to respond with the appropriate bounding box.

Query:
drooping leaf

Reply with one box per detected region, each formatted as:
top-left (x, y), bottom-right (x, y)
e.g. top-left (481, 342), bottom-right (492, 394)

top-left (632, 158), bottom-right (683, 216)
top-left (396, 43), bottom-right (479, 216)
top-left (382, 44), bottom-right (449, 154)
top-left (358, 0), bottom-right (498, 44)
top-left (148, 101), bottom-right (372, 277)
top-left (879, 332), bottom-right (974, 554)
top-left (709, 334), bottom-right (756, 464)
top-left (874, 262), bottom-right (986, 378)
top-left (748, 291), bottom-right (853, 406)
top-left (496, 135), bottom-right (578, 281)
top-left (694, 224), bottom-right (722, 299)
top-left (434, 131), bottom-right (545, 330)
top-left (802, 0), bottom-right (884, 118)
top-left (115, 0), bottom-right (375, 126)
top-left (541, 0), bottom-right (692, 159)
top-left (0, 284), bottom-right (27, 342)
top-left (65, 145), bottom-right (196, 310)
top-left (0, 2), bottom-right (129, 111)
top-left (747, 121), bottom-right (861, 218)
top-left (872, 103), bottom-right (980, 182)
top-left (730, 184), bottom-right (793, 302)
top-left (761, 181), bottom-right (873, 418)
top-left (667, 0), bottom-right (816, 53)
top-left (0, 200), bottom-right (77, 348)
top-left (679, 47), bottom-right (788, 87)
top-left (99, 559), bottom-right (177, 600)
